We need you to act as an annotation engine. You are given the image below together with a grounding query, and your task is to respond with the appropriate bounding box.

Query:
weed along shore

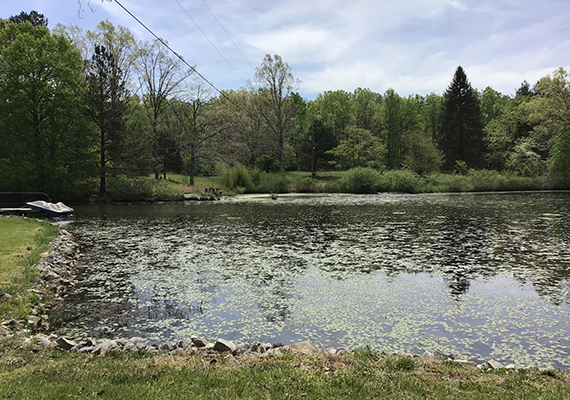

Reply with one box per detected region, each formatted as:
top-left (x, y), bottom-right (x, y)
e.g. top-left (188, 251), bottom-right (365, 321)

top-left (2, 217), bottom-right (570, 398)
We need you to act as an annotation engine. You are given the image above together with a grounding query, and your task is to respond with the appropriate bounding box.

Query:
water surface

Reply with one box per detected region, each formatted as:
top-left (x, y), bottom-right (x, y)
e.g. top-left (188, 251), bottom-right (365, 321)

top-left (53, 192), bottom-right (570, 368)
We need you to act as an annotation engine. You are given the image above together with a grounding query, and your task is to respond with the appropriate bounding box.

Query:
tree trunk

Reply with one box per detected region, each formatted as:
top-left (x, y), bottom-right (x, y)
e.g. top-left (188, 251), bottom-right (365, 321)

top-left (100, 130), bottom-right (106, 196)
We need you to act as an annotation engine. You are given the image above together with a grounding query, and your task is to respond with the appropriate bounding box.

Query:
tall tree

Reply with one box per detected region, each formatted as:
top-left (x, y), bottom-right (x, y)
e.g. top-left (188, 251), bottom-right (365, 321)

top-left (85, 45), bottom-right (130, 196)
top-left (255, 54), bottom-right (299, 175)
top-left (439, 66), bottom-right (485, 170)
top-left (8, 11), bottom-right (48, 27)
top-left (0, 22), bottom-right (90, 196)
top-left (138, 39), bottom-right (191, 179)
top-left (548, 123), bottom-right (570, 184)
top-left (383, 88), bottom-right (406, 169)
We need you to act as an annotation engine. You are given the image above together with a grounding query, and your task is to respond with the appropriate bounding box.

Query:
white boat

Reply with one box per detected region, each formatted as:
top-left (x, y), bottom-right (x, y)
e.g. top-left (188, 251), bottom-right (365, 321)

top-left (26, 201), bottom-right (74, 216)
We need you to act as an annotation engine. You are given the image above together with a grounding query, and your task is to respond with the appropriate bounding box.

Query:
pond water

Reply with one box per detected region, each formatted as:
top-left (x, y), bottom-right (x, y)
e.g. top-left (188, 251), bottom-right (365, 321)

top-left (53, 192), bottom-right (570, 368)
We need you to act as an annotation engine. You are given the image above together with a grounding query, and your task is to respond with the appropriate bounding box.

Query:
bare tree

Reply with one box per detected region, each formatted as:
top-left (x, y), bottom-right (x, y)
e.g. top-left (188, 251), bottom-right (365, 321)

top-left (138, 39), bottom-right (192, 178)
top-left (254, 54), bottom-right (299, 175)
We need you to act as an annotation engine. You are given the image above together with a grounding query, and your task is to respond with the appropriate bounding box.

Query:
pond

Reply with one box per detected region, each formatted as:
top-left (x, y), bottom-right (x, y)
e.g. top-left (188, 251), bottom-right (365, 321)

top-left (52, 192), bottom-right (570, 368)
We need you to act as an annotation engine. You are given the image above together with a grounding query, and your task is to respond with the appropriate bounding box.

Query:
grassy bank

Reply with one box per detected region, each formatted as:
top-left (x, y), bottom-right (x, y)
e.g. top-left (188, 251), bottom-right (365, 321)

top-left (164, 167), bottom-right (557, 196)
top-left (0, 217), bottom-right (57, 321)
top-left (0, 339), bottom-right (569, 399)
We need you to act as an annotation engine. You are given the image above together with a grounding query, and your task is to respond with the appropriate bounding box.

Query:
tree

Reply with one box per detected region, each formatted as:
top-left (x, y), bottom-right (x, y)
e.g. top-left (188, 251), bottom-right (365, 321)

top-left (548, 123), bottom-right (570, 183)
top-left (85, 45), bottom-right (130, 196)
top-left (383, 89), bottom-right (406, 169)
top-left (255, 54), bottom-right (299, 175)
top-left (8, 11), bottom-right (48, 27)
top-left (0, 22), bottom-right (91, 196)
top-left (327, 126), bottom-right (384, 169)
top-left (403, 130), bottom-right (443, 175)
top-left (138, 39), bottom-right (191, 179)
top-left (439, 66), bottom-right (485, 170)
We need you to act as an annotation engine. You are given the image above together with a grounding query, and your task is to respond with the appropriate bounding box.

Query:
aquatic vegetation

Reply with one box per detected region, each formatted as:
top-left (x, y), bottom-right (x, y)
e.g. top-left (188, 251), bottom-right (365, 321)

top-left (54, 193), bottom-right (570, 369)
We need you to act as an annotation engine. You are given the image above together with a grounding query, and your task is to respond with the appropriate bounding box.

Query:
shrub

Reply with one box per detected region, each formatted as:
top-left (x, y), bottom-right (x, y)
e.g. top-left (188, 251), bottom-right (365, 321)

top-left (152, 180), bottom-right (184, 201)
top-left (294, 177), bottom-right (320, 193)
top-left (217, 163), bottom-right (252, 190)
top-left (378, 170), bottom-right (424, 193)
top-left (468, 169), bottom-right (506, 191)
top-left (433, 174), bottom-right (474, 192)
top-left (107, 176), bottom-right (154, 201)
top-left (342, 167), bottom-right (380, 194)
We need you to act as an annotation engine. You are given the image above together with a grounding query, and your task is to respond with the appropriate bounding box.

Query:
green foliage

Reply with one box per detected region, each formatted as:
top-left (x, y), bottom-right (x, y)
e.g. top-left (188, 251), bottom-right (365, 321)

top-left (328, 126), bottom-right (385, 169)
top-left (294, 177), bottom-right (320, 193)
top-left (342, 167), bottom-right (381, 194)
top-left (439, 66), bottom-right (485, 170)
top-left (217, 163), bottom-right (253, 190)
top-left (506, 139), bottom-right (545, 177)
top-left (107, 176), bottom-right (154, 201)
top-left (377, 170), bottom-right (424, 193)
top-left (383, 356), bottom-right (416, 372)
top-left (403, 130), bottom-right (443, 175)
top-left (216, 163), bottom-right (289, 193)
top-left (548, 123), bottom-right (570, 184)
top-left (152, 180), bottom-right (184, 201)
top-left (0, 22), bottom-right (94, 198)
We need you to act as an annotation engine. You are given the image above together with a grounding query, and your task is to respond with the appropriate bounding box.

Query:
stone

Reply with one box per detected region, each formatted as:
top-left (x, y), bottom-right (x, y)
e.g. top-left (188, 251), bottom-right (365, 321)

top-left (487, 359), bottom-right (505, 369)
top-left (127, 338), bottom-right (146, 350)
top-left (0, 293), bottom-right (12, 301)
top-left (285, 340), bottom-right (320, 355)
top-left (56, 337), bottom-right (78, 351)
top-left (35, 335), bottom-right (52, 346)
top-left (213, 338), bottom-right (237, 353)
top-left (263, 348), bottom-right (283, 356)
top-left (177, 339), bottom-right (190, 349)
top-left (505, 364), bottom-right (517, 371)
top-left (26, 315), bottom-right (41, 330)
top-left (92, 340), bottom-right (119, 355)
top-left (191, 335), bottom-right (208, 347)
top-left (478, 362), bottom-right (492, 370)
top-left (78, 346), bottom-right (95, 354)
top-left (115, 338), bottom-right (128, 347)
top-left (1, 320), bottom-right (24, 330)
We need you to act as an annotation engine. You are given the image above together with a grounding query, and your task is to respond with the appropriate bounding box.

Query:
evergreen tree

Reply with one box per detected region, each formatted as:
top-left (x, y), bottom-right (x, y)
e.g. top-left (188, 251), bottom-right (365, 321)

top-left (439, 66), bottom-right (485, 170)
top-left (85, 45), bottom-right (130, 196)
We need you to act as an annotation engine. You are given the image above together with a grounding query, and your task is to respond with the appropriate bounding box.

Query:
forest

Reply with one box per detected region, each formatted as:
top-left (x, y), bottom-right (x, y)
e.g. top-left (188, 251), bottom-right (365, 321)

top-left (1, 11), bottom-right (570, 200)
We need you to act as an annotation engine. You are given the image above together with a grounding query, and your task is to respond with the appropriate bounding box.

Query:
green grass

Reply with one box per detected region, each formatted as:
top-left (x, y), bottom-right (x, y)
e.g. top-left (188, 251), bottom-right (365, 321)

top-left (0, 217), bottom-right (57, 320)
top-left (0, 340), bottom-right (569, 399)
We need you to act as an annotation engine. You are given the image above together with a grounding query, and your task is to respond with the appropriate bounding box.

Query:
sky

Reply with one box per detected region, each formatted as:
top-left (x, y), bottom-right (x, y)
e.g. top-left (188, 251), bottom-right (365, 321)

top-left (2, 0), bottom-right (569, 100)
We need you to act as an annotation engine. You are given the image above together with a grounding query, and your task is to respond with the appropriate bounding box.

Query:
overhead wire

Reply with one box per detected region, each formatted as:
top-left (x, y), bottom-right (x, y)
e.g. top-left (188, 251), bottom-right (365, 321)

top-left (173, 0), bottom-right (247, 83)
top-left (113, 0), bottom-right (226, 99)
top-left (200, 0), bottom-right (255, 72)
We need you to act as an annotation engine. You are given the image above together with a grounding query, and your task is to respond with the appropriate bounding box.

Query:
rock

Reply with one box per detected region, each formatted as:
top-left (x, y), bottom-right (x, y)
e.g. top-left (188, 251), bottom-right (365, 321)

top-left (505, 364), bottom-right (517, 371)
top-left (56, 337), bottom-right (78, 351)
top-left (1, 319), bottom-right (24, 330)
top-left (41, 269), bottom-right (61, 281)
top-left (487, 359), bottom-right (505, 369)
top-left (213, 338), bottom-right (237, 353)
top-left (35, 335), bottom-right (52, 346)
top-left (453, 360), bottom-right (477, 368)
top-left (285, 340), bottom-right (320, 355)
top-left (191, 335), bottom-right (208, 347)
top-left (115, 338), bottom-right (128, 347)
top-left (177, 339), bottom-right (190, 350)
top-left (26, 315), bottom-right (41, 330)
top-left (126, 338), bottom-right (146, 351)
top-left (478, 362), bottom-right (492, 370)
top-left (232, 343), bottom-right (249, 356)
top-left (92, 340), bottom-right (119, 355)
top-left (78, 346), bottom-right (95, 354)
top-left (0, 293), bottom-right (12, 302)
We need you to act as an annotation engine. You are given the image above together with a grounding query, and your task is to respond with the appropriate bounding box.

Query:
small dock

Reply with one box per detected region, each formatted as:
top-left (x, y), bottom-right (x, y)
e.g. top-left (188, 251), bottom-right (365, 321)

top-left (0, 207), bottom-right (39, 216)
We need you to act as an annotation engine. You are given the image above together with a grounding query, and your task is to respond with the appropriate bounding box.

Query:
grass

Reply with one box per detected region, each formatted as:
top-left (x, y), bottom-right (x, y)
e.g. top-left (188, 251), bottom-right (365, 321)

top-left (0, 339), bottom-right (569, 399)
top-left (0, 217), bottom-right (57, 320)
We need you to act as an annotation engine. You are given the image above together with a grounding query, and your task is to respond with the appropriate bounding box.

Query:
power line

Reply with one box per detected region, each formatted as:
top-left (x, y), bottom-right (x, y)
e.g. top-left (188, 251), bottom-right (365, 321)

top-left (174, 0), bottom-right (247, 83)
top-left (113, 0), bottom-right (225, 98)
top-left (200, 0), bottom-right (255, 72)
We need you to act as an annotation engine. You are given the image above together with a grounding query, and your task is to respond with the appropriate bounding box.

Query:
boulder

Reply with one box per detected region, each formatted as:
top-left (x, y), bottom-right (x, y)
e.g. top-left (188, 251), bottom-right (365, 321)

top-left (56, 337), bottom-right (78, 351)
top-left (0, 293), bottom-right (12, 302)
top-left (92, 340), bottom-right (119, 355)
top-left (177, 339), bottom-right (190, 350)
top-left (285, 340), bottom-right (320, 355)
top-left (505, 364), bottom-right (517, 371)
top-left (213, 338), bottom-right (237, 353)
top-left (191, 335), bottom-right (208, 348)
top-left (487, 359), bottom-right (505, 369)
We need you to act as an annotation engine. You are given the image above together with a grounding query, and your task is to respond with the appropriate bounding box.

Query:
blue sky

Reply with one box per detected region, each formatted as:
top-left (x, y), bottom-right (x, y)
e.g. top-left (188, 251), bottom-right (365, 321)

top-left (2, 0), bottom-right (569, 99)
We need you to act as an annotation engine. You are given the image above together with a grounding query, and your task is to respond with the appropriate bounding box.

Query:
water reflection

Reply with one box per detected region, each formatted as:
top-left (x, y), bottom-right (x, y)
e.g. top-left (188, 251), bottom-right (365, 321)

top-left (51, 192), bottom-right (570, 368)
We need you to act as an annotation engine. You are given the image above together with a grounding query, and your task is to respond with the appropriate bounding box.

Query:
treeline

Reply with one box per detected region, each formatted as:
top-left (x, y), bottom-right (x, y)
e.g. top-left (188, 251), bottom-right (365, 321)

top-left (1, 11), bottom-right (570, 200)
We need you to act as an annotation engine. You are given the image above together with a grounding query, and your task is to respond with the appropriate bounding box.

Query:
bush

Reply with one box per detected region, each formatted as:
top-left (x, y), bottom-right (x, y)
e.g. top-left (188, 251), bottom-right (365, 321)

top-left (342, 167), bottom-right (380, 194)
top-left (256, 173), bottom-right (289, 194)
top-left (107, 176), bottom-right (154, 202)
top-left (294, 177), bottom-right (320, 193)
top-left (468, 169), bottom-right (506, 191)
top-left (433, 174), bottom-right (474, 192)
top-left (217, 163), bottom-right (253, 190)
top-left (152, 180), bottom-right (184, 201)
top-left (378, 170), bottom-right (424, 193)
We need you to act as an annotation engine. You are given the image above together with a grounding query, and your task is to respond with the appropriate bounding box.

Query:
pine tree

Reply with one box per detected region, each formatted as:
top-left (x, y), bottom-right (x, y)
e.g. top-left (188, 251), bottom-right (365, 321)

top-left (439, 66), bottom-right (484, 171)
